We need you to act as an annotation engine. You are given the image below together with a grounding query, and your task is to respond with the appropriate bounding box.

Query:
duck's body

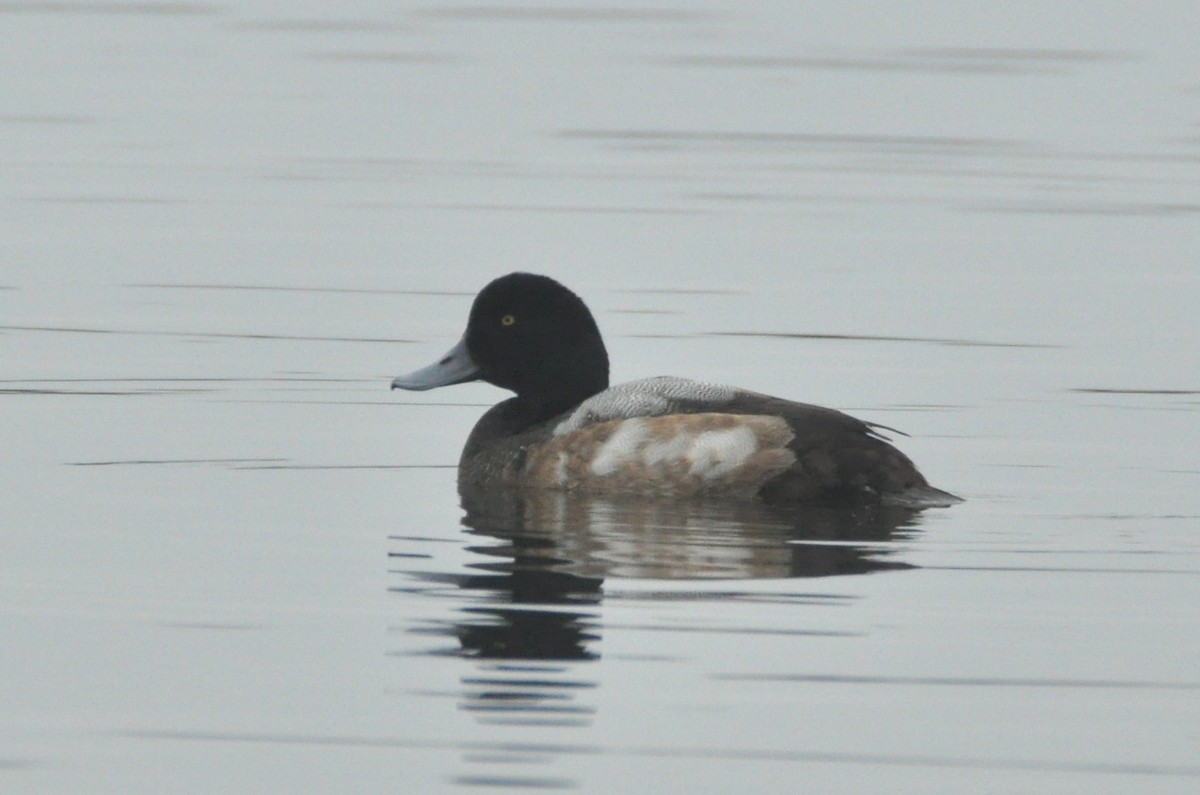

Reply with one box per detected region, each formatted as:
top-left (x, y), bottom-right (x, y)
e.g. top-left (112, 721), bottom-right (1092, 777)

top-left (392, 273), bottom-right (956, 506)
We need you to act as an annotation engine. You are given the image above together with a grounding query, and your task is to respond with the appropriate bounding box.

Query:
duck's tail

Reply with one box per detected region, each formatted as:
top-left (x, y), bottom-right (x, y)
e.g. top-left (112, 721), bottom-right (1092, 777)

top-left (887, 484), bottom-right (963, 508)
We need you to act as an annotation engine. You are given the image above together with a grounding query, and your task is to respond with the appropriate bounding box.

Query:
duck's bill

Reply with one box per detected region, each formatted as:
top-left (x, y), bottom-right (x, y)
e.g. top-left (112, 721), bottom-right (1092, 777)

top-left (391, 336), bottom-right (482, 391)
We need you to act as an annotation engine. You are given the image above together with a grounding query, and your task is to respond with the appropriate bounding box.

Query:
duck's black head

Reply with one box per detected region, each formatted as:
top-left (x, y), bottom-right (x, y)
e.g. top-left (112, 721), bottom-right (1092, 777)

top-left (392, 273), bottom-right (610, 422)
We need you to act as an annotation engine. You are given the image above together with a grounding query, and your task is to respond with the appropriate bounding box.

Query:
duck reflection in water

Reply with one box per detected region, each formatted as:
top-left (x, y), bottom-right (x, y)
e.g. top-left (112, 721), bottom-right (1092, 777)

top-left (395, 485), bottom-right (931, 729)
top-left (458, 481), bottom-right (925, 585)
top-left (417, 485), bottom-right (927, 658)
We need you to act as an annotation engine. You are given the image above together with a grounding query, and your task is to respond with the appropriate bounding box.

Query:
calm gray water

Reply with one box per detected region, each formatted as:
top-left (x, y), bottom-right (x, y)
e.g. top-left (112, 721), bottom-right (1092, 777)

top-left (3, 2), bottom-right (1199, 793)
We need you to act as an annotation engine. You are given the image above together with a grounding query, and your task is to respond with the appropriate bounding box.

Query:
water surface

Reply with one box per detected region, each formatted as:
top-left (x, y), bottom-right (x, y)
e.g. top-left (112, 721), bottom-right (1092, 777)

top-left (2, 2), bottom-right (1199, 792)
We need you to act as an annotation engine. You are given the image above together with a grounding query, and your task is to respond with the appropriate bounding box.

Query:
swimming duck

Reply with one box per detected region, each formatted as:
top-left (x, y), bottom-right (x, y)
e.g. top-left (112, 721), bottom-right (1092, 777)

top-left (392, 273), bottom-right (956, 505)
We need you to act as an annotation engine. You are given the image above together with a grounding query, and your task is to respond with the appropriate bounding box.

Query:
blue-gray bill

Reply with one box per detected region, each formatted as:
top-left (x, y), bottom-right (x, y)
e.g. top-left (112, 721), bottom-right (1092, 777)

top-left (391, 336), bottom-right (481, 391)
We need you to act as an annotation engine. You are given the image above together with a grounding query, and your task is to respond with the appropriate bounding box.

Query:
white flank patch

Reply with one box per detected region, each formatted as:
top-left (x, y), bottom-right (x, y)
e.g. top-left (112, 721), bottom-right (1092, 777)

top-left (639, 431), bottom-right (694, 466)
top-left (554, 452), bottom-right (569, 486)
top-left (685, 426), bottom-right (760, 479)
top-left (590, 418), bottom-right (649, 476)
top-left (589, 420), bottom-right (763, 482)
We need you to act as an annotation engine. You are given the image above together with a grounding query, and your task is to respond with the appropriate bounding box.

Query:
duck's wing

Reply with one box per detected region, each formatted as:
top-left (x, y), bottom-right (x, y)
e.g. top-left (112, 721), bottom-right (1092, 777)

top-left (549, 377), bottom-right (947, 502)
top-left (553, 376), bottom-right (886, 441)
top-left (552, 376), bottom-right (744, 435)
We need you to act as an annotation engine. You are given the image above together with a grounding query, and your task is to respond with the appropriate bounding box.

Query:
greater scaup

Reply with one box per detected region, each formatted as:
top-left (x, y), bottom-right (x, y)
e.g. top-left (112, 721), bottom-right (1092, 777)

top-left (392, 273), bottom-right (958, 505)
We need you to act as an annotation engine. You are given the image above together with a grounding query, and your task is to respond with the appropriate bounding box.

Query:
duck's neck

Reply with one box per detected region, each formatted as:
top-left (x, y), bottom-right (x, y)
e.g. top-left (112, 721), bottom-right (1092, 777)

top-left (465, 384), bottom-right (599, 457)
top-left (519, 377), bottom-right (606, 425)
top-left (512, 337), bottom-right (609, 425)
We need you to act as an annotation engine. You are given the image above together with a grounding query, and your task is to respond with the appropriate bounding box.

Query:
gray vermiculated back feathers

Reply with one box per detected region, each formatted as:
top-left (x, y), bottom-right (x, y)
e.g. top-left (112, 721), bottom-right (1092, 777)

top-left (552, 376), bottom-right (737, 436)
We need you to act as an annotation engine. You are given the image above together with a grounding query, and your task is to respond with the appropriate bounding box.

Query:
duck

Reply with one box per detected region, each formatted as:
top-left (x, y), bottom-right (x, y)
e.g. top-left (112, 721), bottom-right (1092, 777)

top-left (391, 272), bottom-right (957, 506)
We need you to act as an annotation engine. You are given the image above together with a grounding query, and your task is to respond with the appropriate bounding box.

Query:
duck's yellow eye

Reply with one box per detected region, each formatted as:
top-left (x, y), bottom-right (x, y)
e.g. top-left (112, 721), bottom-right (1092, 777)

top-left (500, 314), bottom-right (516, 327)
